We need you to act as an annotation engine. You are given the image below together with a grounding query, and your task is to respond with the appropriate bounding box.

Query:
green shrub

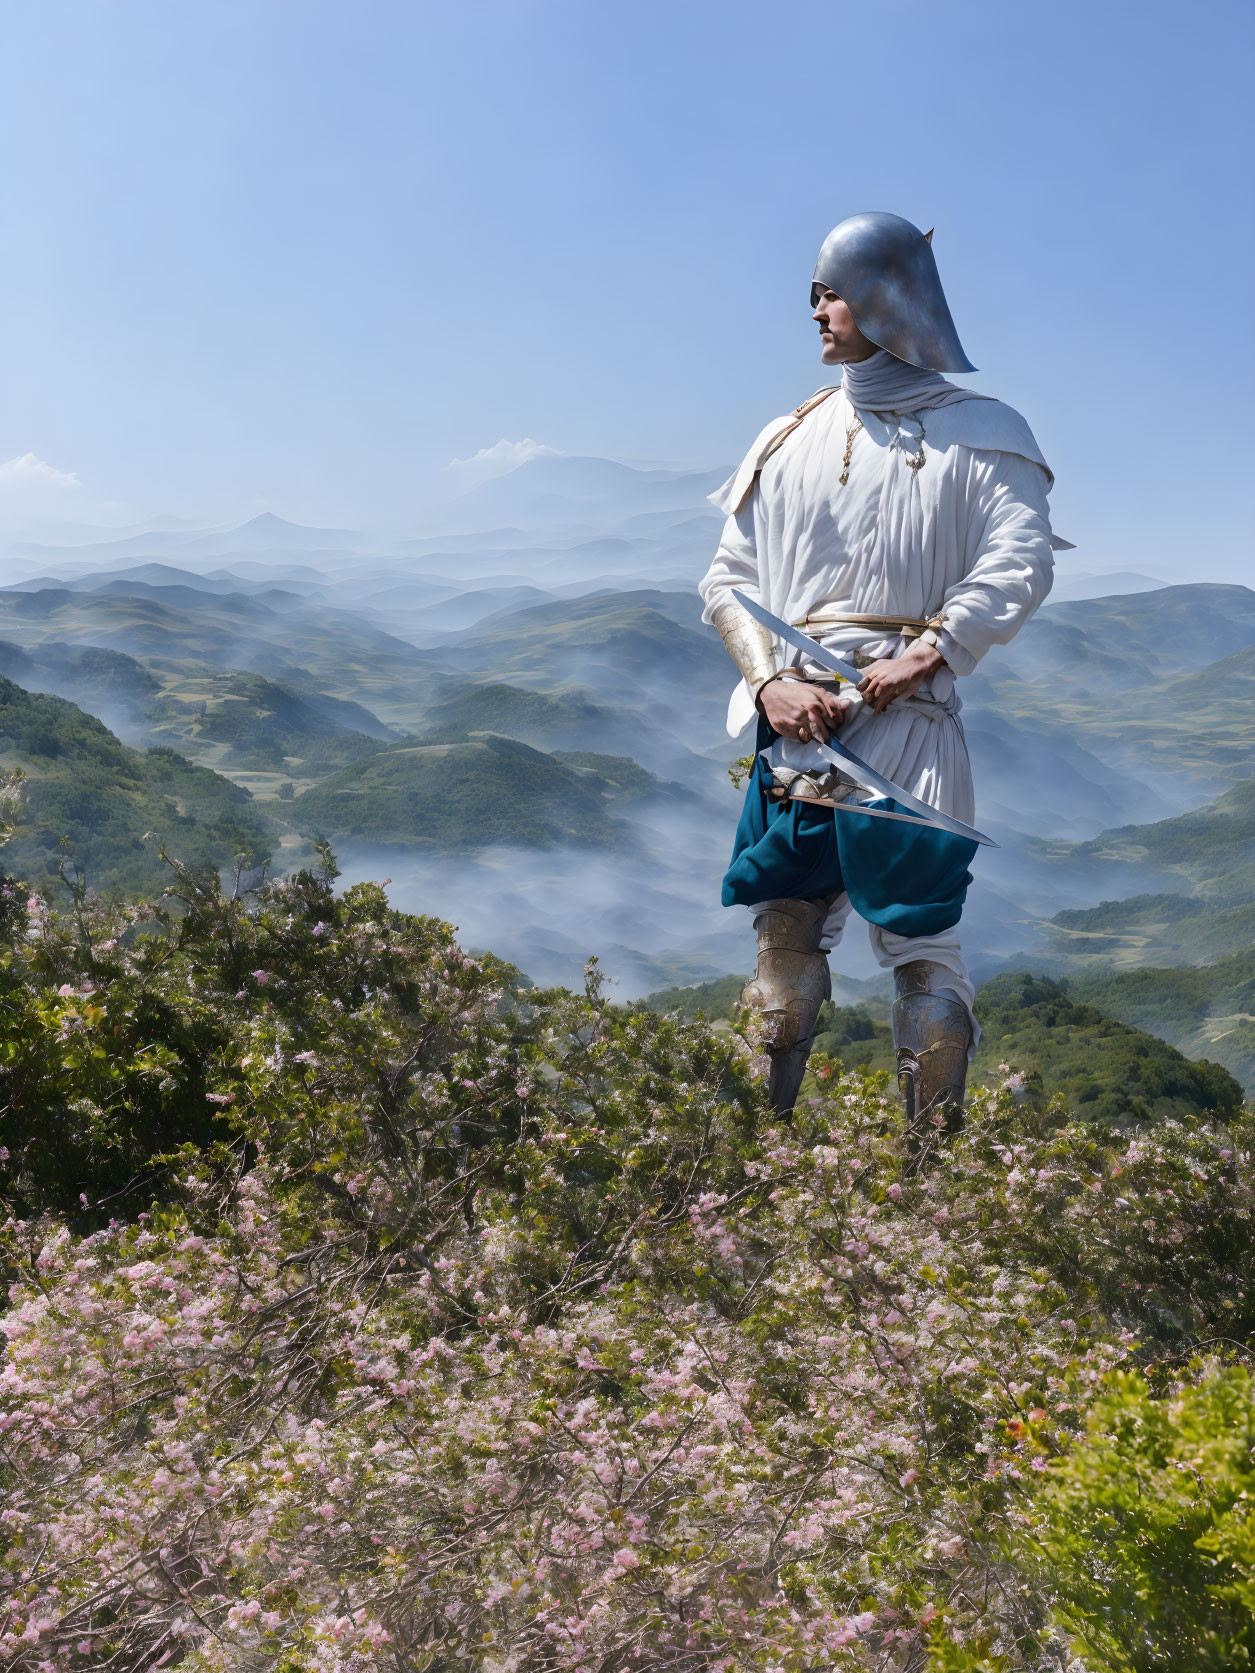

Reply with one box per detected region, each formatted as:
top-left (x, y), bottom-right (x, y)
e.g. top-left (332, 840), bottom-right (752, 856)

top-left (1022, 1363), bottom-right (1255, 1670)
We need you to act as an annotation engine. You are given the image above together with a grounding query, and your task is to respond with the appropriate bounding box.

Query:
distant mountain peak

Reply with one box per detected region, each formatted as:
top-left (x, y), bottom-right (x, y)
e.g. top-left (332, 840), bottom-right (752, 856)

top-left (441, 452), bottom-right (729, 536)
top-left (233, 512), bottom-right (362, 540)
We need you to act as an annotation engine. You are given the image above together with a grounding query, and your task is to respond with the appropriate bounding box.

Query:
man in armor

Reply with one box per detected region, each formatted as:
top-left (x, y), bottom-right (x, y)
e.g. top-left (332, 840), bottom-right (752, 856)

top-left (699, 211), bottom-right (1065, 1129)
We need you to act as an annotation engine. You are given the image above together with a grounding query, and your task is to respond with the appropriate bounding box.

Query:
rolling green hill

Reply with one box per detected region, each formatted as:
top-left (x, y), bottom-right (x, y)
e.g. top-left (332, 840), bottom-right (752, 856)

top-left (0, 676), bottom-right (271, 895)
top-left (970, 587), bottom-right (1255, 798)
top-left (0, 584), bottom-right (455, 733)
top-left (1069, 952), bottom-right (1255, 1093)
top-left (1045, 892), bottom-right (1255, 968)
top-left (971, 971), bottom-right (1242, 1123)
top-left (148, 671), bottom-right (391, 774)
top-left (0, 639), bottom-right (401, 794)
top-left (645, 969), bottom-right (1242, 1124)
top-left (0, 638), bottom-right (160, 720)
top-left (416, 592), bottom-right (729, 718)
top-left (1027, 777), bottom-right (1255, 970)
top-left (980, 583), bottom-right (1255, 693)
top-left (291, 735), bottom-right (646, 852)
top-left (419, 681), bottom-right (654, 758)
top-left (1066, 774), bottom-right (1255, 883)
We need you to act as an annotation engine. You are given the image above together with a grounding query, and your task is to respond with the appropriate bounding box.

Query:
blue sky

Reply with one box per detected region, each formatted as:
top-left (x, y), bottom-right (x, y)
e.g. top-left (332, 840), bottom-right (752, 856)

top-left (2, 0), bottom-right (1252, 578)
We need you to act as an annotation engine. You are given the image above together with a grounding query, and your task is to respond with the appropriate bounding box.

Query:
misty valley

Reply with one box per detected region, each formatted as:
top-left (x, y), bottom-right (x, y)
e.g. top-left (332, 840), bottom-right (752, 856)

top-left (2, 450), bottom-right (1253, 1103)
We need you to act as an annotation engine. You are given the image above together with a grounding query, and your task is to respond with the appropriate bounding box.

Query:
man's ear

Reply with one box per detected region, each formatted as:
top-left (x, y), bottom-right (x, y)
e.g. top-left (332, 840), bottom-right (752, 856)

top-left (924, 227), bottom-right (934, 245)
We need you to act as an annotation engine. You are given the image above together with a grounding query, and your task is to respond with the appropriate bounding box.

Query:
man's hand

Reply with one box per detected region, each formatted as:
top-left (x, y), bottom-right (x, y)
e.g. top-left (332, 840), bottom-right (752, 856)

top-left (857, 642), bottom-right (945, 714)
top-left (758, 677), bottom-right (849, 743)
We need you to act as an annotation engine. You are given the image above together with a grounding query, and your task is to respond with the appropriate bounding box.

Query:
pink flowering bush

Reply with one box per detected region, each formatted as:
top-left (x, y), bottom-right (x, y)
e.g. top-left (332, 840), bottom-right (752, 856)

top-left (0, 853), bottom-right (1252, 1668)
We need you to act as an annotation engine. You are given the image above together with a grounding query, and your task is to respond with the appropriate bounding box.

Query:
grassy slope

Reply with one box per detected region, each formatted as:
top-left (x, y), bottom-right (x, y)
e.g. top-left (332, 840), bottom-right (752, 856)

top-left (0, 585), bottom-right (456, 732)
top-left (1063, 775), bottom-right (1255, 882)
top-left (972, 589), bottom-right (1255, 798)
top-left (418, 682), bottom-right (661, 766)
top-left (0, 640), bottom-right (399, 794)
top-left (413, 593), bottom-right (730, 713)
top-left (149, 671), bottom-right (390, 775)
top-left (1014, 777), bottom-right (1255, 972)
top-left (1069, 952), bottom-right (1255, 1093)
top-left (645, 969), bottom-right (1243, 1124)
top-left (0, 676), bottom-right (272, 895)
top-left (291, 735), bottom-right (637, 852)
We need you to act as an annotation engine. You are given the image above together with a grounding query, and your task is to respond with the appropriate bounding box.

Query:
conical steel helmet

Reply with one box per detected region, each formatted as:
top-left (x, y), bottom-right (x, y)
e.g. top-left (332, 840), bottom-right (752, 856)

top-left (811, 211), bottom-right (975, 374)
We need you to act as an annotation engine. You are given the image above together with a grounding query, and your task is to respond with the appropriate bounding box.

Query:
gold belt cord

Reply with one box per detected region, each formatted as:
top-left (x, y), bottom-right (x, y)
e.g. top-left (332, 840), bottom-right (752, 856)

top-left (792, 610), bottom-right (945, 643)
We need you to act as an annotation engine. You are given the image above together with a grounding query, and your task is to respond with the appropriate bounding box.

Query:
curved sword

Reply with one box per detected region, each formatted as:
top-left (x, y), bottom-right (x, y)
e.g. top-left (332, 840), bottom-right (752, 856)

top-left (731, 589), bottom-right (997, 848)
top-left (732, 588), bottom-right (865, 685)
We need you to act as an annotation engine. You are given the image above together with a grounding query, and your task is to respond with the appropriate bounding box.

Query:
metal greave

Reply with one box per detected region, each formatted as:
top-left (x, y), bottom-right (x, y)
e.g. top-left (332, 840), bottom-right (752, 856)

top-left (743, 896), bottom-right (834, 1115)
top-left (891, 960), bottom-right (971, 1147)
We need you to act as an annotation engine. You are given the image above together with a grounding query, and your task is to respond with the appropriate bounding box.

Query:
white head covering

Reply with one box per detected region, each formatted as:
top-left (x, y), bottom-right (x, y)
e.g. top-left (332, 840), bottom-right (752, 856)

top-left (839, 348), bottom-right (978, 415)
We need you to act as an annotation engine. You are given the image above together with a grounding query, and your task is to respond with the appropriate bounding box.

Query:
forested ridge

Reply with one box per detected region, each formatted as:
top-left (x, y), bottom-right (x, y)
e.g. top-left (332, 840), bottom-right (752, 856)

top-left (0, 824), bottom-right (1252, 1669)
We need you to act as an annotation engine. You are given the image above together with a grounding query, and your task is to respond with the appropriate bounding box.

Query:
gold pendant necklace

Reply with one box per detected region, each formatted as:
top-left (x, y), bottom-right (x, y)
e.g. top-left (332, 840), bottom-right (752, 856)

top-left (839, 416), bottom-right (863, 486)
top-left (840, 411), bottom-right (928, 483)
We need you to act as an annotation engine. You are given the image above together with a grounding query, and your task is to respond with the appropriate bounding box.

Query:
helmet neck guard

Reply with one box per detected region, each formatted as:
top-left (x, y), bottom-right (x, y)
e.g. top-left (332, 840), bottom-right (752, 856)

top-left (812, 211), bottom-right (975, 375)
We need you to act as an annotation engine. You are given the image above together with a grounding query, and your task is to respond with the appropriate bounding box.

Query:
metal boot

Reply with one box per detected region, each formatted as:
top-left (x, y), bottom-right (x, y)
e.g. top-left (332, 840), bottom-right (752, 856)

top-left (892, 961), bottom-right (972, 1143)
top-left (743, 897), bottom-right (833, 1114)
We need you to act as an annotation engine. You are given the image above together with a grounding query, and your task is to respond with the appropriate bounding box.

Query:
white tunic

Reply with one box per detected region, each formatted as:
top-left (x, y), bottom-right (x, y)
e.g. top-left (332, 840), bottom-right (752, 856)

top-left (698, 385), bottom-right (1060, 824)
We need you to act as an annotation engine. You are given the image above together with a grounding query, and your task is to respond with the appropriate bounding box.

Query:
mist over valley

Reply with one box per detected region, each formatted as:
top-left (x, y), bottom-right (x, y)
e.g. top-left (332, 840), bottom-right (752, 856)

top-left (3, 449), bottom-right (1252, 1085)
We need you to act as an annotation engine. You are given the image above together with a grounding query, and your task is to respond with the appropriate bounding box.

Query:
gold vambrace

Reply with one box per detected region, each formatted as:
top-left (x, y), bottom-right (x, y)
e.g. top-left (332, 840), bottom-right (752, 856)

top-left (711, 599), bottom-right (780, 698)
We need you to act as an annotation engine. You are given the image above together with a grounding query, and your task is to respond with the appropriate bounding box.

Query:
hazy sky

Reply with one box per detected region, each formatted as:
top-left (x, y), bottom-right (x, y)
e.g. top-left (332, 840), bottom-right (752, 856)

top-left (2, 0), bottom-right (1252, 578)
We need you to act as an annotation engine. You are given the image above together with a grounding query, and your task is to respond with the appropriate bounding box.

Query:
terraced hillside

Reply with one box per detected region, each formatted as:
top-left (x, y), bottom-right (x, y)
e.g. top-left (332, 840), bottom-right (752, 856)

top-left (291, 736), bottom-right (689, 854)
top-left (0, 676), bottom-right (273, 895)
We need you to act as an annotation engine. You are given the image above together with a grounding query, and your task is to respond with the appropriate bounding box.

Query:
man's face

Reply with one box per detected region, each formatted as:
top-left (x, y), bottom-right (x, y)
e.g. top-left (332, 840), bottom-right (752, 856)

top-left (812, 289), bottom-right (877, 365)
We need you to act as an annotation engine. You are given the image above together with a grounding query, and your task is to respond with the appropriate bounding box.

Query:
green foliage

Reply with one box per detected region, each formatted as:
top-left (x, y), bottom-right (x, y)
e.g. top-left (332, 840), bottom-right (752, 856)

top-left (1022, 1364), bottom-right (1255, 1670)
top-left (1073, 776), bottom-right (1255, 886)
top-left (0, 893), bottom-right (230, 1220)
top-left (974, 971), bottom-right (1242, 1123)
top-left (0, 677), bottom-right (271, 895)
top-left (292, 733), bottom-right (635, 851)
top-left (812, 1001), bottom-right (894, 1072)
top-left (1032, 777), bottom-right (1255, 970)
top-left (1070, 952), bottom-right (1255, 1095)
top-left (1, 851), bottom-right (1254, 1666)
top-left (649, 969), bottom-right (1243, 1122)
top-left (643, 972), bottom-right (750, 1020)
top-left (189, 671), bottom-right (389, 771)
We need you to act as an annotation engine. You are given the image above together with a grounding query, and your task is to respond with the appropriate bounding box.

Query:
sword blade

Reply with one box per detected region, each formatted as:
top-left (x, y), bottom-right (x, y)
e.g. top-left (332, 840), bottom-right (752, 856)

top-left (731, 589), bottom-right (864, 685)
top-left (733, 590), bottom-right (997, 846)
top-left (811, 736), bottom-right (998, 847)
